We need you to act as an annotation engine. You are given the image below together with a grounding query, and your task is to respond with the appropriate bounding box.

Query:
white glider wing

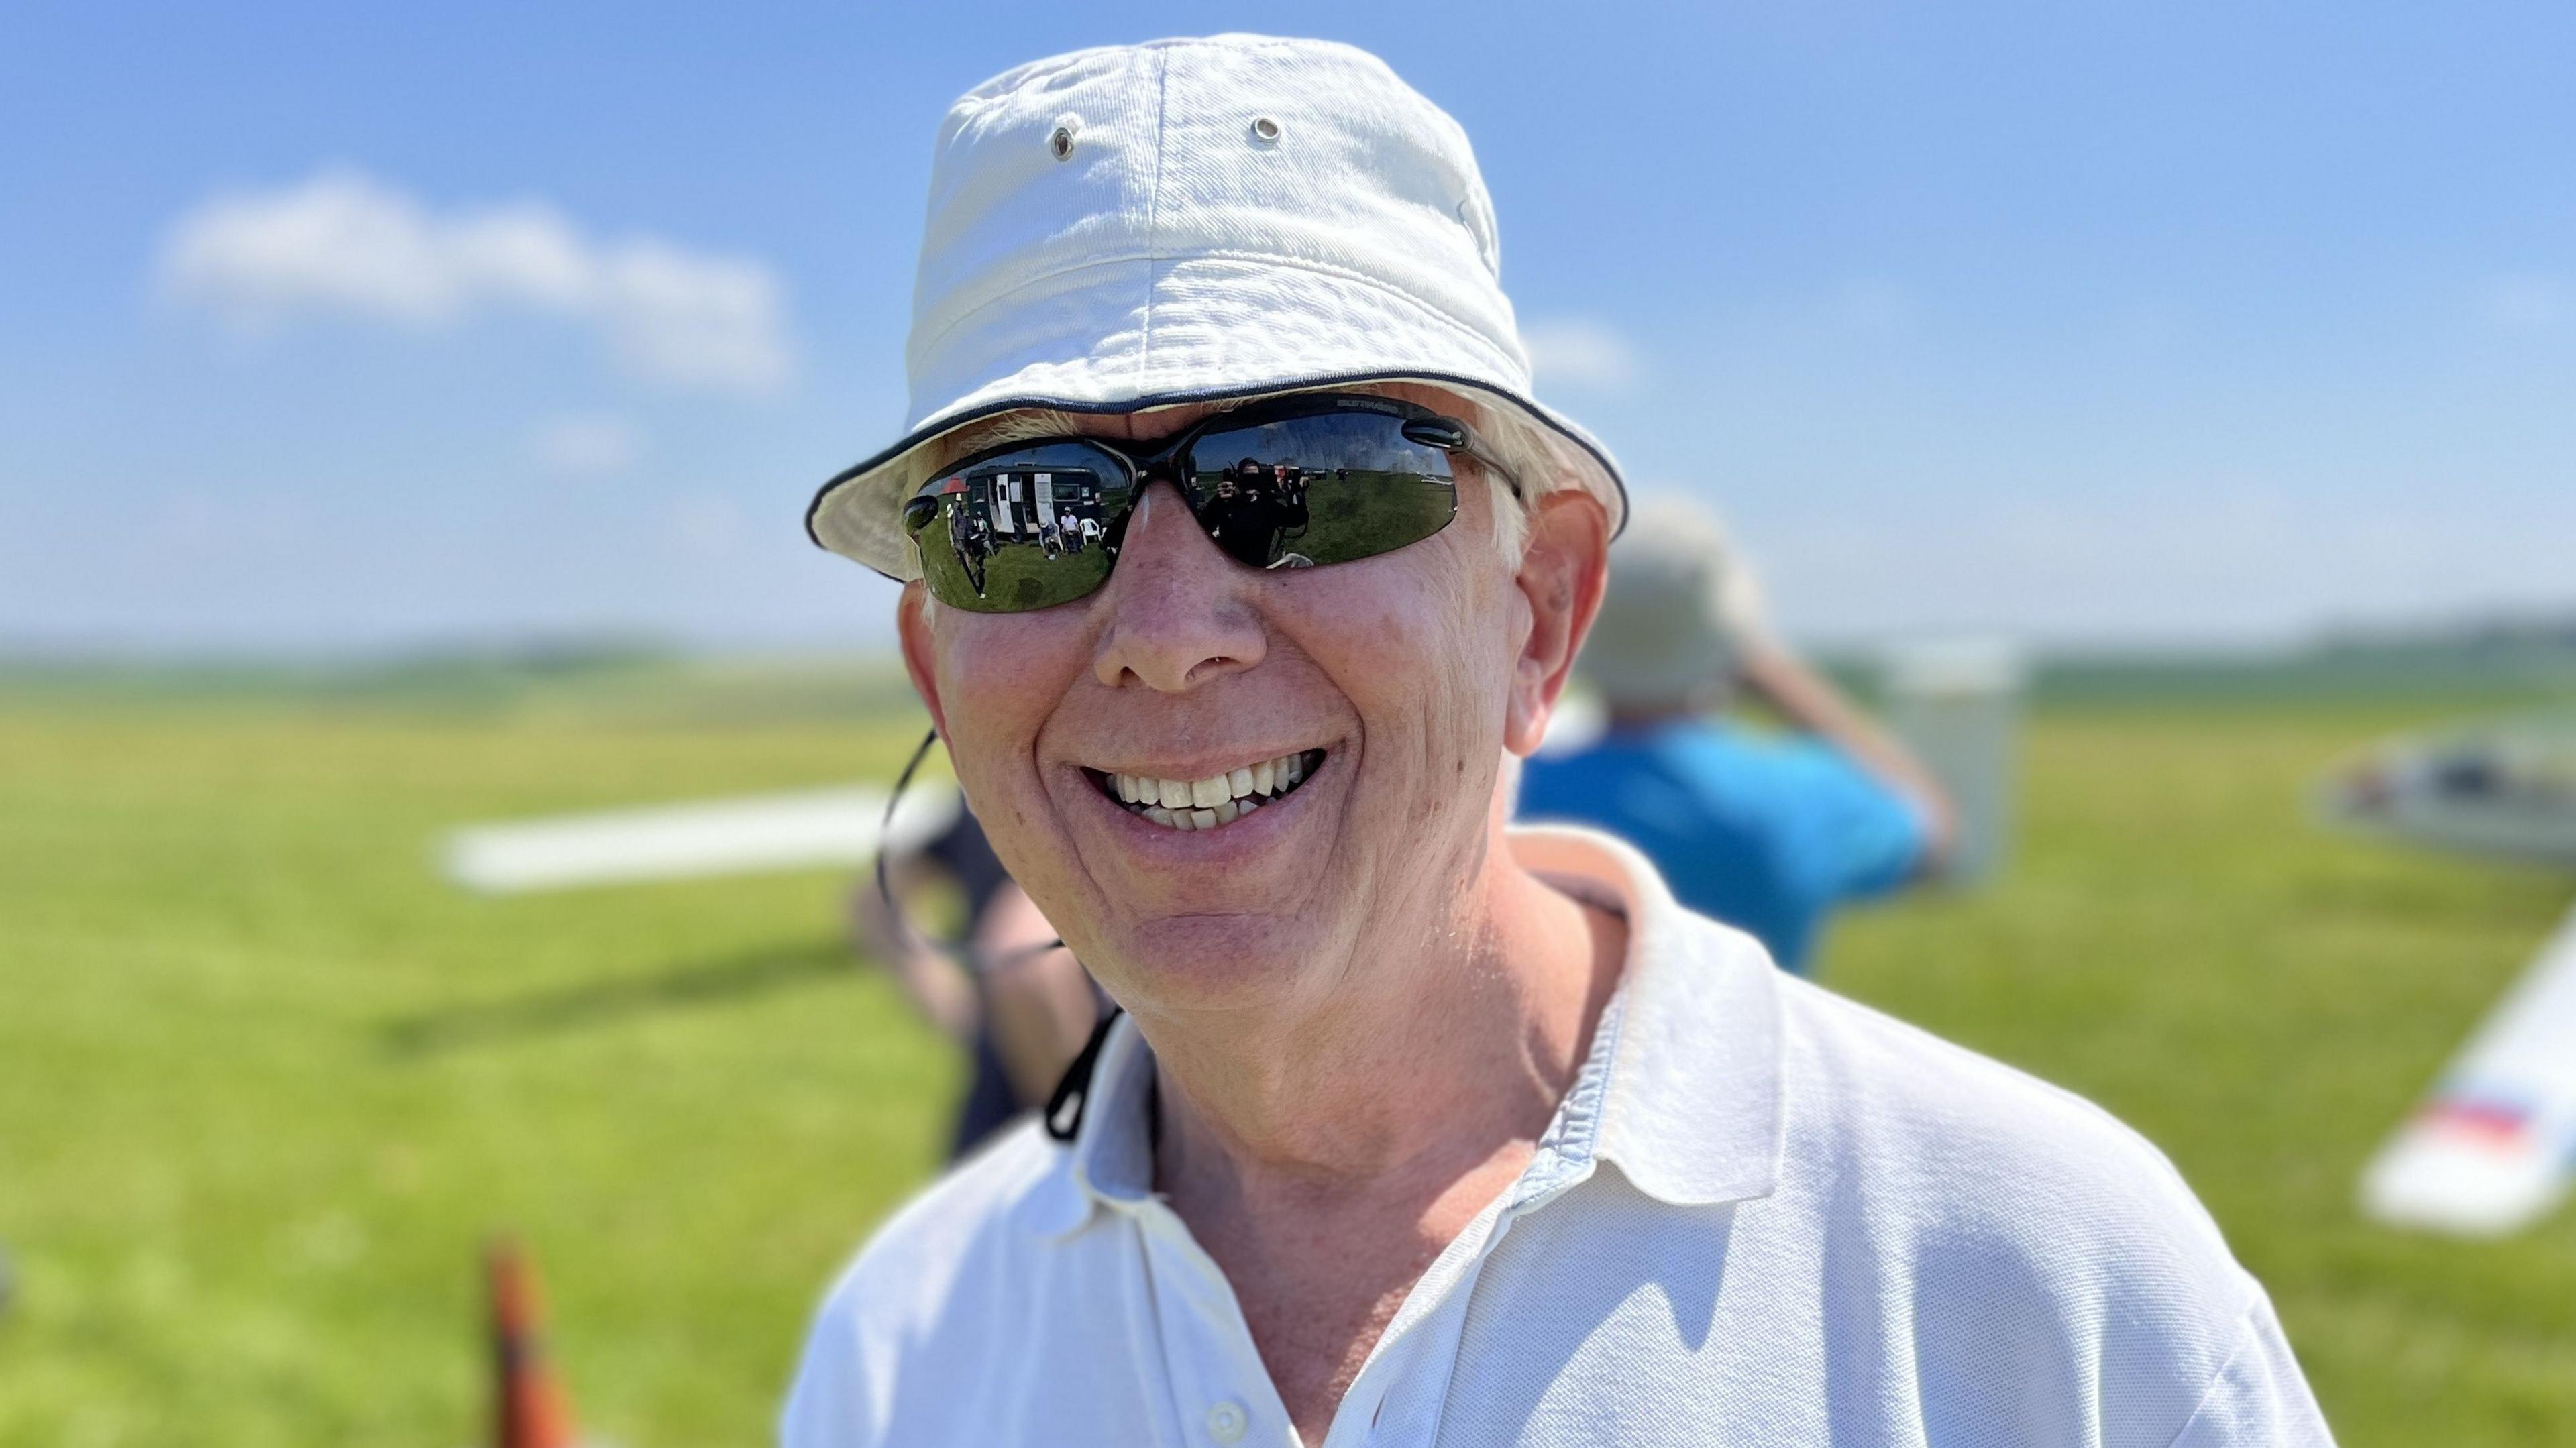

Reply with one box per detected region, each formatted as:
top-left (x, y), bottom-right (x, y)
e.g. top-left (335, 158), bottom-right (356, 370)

top-left (2361, 898), bottom-right (2576, 1236)
top-left (443, 781), bottom-right (962, 895)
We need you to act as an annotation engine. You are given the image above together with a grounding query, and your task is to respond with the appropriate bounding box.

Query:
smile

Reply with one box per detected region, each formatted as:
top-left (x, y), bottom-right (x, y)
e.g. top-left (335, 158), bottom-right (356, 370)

top-left (1084, 749), bottom-right (1326, 832)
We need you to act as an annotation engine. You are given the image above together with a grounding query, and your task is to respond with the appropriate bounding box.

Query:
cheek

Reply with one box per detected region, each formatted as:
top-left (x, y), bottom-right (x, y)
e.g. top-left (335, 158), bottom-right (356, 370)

top-left (1275, 539), bottom-right (1514, 759)
top-left (934, 612), bottom-right (1087, 789)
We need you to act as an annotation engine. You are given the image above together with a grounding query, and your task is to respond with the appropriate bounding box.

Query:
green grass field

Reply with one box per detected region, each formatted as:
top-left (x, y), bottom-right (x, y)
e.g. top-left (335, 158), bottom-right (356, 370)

top-left (3, 669), bottom-right (2574, 1445)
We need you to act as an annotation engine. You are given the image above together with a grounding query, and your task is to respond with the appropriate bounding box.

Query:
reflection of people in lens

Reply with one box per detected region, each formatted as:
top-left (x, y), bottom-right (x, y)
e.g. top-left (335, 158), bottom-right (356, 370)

top-left (1203, 458), bottom-right (1283, 566)
top-left (1271, 463), bottom-right (1309, 544)
top-left (1058, 509), bottom-right (1083, 554)
top-left (950, 494), bottom-right (992, 596)
top-left (947, 500), bottom-right (983, 596)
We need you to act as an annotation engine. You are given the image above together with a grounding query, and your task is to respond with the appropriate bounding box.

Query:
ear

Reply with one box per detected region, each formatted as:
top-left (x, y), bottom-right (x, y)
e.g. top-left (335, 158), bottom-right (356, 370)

top-left (895, 582), bottom-right (952, 739)
top-left (1504, 490), bottom-right (1609, 757)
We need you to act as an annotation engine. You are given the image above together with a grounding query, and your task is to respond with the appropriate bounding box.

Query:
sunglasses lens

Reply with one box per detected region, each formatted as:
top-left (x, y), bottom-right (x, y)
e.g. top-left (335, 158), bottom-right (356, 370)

top-left (908, 443), bottom-right (1132, 612)
top-left (1185, 410), bottom-right (1458, 571)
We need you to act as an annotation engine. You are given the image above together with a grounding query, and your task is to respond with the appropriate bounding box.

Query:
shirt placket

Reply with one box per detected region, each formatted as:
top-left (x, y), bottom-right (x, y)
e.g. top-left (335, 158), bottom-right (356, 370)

top-left (1329, 994), bottom-right (1623, 1447)
top-left (1134, 1200), bottom-right (1301, 1448)
top-left (1325, 1162), bottom-right (1597, 1447)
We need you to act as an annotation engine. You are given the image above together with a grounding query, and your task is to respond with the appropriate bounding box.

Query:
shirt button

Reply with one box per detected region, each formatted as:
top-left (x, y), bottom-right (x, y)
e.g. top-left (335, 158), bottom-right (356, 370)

top-left (1205, 1400), bottom-right (1248, 1444)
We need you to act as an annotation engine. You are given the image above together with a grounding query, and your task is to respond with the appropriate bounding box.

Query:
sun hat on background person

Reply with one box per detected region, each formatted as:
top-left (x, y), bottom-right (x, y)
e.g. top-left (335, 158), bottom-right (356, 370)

top-left (1572, 498), bottom-right (1768, 710)
top-left (803, 33), bottom-right (1626, 583)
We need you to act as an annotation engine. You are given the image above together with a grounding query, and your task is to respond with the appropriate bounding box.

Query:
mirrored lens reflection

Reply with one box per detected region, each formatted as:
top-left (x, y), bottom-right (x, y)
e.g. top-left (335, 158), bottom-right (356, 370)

top-left (914, 443), bottom-right (1132, 612)
top-left (1185, 412), bottom-right (1457, 569)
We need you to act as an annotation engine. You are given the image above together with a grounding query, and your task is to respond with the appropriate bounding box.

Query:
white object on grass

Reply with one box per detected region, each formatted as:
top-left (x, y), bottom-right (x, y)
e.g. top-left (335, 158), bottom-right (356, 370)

top-left (443, 781), bottom-right (961, 895)
top-left (1882, 638), bottom-right (2025, 886)
top-left (2361, 900), bottom-right (2576, 1237)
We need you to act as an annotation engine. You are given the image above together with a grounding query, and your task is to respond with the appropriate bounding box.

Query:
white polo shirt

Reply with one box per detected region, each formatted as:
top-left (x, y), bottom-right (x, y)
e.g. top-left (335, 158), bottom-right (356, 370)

top-left (784, 828), bottom-right (2333, 1447)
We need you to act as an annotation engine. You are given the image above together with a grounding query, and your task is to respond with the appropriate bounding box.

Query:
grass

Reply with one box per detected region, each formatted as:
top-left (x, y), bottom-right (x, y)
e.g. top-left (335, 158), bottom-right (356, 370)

top-left (2, 677), bottom-right (2573, 1443)
top-left (1829, 698), bottom-right (2576, 1443)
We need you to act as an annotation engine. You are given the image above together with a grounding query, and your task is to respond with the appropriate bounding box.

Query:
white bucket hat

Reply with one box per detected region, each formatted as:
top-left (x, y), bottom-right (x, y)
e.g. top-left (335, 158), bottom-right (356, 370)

top-left (807, 34), bottom-right (1628, 580)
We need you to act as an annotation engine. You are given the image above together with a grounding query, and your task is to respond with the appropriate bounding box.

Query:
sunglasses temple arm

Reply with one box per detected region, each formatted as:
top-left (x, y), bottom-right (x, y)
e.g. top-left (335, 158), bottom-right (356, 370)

top-left (1461, 436), bottom-right (1527, 504)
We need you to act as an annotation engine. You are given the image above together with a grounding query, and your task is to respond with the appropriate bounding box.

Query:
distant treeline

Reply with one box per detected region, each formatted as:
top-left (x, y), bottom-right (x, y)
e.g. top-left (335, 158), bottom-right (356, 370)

top-left (2025, 622), bottom-right (2576, 705)
top-left (8, 619), bottom-right (2575, 718)
top-left (0, 639), bottom-right (924, 725)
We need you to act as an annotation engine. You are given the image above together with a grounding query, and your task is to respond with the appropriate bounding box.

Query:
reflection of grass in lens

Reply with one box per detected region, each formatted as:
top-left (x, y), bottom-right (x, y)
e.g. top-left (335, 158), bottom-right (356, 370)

top-left (1295, 472), bottom-right (1455, 565)
top-left (917, 535), bottom-right (985, 607)
top-left (932, 544), bottom-right (1106, 613)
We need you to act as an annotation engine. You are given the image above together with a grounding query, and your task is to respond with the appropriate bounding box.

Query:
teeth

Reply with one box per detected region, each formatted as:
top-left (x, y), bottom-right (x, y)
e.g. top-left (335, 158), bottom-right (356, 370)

top-left (1109, 750), bottom-right (1319, 830)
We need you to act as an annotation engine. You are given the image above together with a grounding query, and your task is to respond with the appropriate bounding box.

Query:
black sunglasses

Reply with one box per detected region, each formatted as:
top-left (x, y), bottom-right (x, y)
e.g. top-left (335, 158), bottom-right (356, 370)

top-left (900, 392), bottom-right (1521, 613)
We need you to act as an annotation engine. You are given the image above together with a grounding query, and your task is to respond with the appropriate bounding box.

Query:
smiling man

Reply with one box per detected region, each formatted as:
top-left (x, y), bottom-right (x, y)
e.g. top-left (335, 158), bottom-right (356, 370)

top-left (783, 34), bottom-right (2332, 1448)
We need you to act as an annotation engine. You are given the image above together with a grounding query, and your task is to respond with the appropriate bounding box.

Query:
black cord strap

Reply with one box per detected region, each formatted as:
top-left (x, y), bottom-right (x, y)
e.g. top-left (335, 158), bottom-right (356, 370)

top-left (873, 727), bottom-right (944, 950)
top-left (1044, 1007), bottom-right (1124, 1141)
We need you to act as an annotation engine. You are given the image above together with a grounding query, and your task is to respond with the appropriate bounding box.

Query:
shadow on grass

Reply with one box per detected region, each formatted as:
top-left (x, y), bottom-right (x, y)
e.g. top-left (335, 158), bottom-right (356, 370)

top-left (381, 936), bottom-right (855, 1056)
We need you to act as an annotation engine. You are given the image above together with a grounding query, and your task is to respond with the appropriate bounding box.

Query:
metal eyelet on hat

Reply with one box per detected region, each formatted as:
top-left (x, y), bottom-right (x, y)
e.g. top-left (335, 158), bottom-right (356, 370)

top-left (1249, 115), bottom-right (1282, 144)
top-left (1049, 115), bottom-right (1081, 161)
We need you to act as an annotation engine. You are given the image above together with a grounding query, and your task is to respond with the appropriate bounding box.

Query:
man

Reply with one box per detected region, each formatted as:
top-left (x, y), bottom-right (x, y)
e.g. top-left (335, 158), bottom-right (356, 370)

top-left (1520, 501), bottom-right (1954, 973)
top-left (786, 35), bottom-right (2331, 1447)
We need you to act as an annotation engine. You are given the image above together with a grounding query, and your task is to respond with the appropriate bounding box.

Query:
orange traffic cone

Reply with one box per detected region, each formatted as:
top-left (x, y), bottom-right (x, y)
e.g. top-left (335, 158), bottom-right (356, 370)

top-left (488, 1239), bottom-right (582, 1448)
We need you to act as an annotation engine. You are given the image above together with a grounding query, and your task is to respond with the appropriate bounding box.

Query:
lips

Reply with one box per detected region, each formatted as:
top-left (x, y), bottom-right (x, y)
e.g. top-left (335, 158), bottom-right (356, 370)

top-left (1085, 749), bottom-right (1324, 831)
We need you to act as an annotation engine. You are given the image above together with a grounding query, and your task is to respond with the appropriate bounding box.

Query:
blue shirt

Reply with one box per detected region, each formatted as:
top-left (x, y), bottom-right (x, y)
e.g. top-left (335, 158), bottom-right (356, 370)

top-left (1517, 719), bottom-right (1926, 972)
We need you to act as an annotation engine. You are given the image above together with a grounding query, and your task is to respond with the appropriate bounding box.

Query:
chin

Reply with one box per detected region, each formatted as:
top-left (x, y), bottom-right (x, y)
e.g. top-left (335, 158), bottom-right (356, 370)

top-left (1093, 912), bottom-right (1322, 1012)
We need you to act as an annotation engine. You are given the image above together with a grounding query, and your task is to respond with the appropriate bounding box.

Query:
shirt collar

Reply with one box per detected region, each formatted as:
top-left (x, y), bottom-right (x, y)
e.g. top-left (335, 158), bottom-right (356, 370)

top-left (1025, 823), bottom-right (1786, 1238)
top-left (1025, 1011), bottom-right (1159, 1238)
top-left (1513, 825), bottom-right (1787, 1209)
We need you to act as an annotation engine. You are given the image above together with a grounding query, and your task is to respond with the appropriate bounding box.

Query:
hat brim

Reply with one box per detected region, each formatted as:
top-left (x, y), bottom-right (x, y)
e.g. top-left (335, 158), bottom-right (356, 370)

top-left (808, 371), bottom-right (1627, 583)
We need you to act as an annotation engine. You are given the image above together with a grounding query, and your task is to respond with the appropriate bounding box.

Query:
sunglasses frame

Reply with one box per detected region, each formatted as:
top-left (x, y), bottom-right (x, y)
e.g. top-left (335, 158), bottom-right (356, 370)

top-left (902, 392), bottom-right (1523, 611)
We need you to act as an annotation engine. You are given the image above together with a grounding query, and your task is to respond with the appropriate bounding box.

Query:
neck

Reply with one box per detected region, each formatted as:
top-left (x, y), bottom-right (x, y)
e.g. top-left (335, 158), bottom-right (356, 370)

top-left (1139, 829), bottom-right (1625, 1205)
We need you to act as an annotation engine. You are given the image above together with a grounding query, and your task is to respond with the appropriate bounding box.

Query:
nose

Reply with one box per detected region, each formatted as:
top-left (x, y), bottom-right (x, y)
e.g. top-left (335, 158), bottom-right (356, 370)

top-left (1091, 482), bottom-right (1267, 693)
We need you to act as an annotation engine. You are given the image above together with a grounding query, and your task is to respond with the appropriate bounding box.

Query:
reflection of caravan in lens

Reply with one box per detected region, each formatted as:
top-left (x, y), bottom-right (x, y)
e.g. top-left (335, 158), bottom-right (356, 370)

top-left (951, 463), bottom-right (1113, 597)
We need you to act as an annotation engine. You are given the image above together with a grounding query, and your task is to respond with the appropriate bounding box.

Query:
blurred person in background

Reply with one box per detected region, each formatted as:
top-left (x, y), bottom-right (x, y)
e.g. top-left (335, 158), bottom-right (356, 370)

top-left (850, 807), bottom-right (1101, 1158)
top-left (1519, 500), bottom-right (1955, 973)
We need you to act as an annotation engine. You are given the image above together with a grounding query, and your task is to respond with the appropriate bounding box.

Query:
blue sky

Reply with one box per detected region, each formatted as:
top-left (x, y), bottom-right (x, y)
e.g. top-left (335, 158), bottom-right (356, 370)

top-left (3, 1), bottom-right (2570, 653)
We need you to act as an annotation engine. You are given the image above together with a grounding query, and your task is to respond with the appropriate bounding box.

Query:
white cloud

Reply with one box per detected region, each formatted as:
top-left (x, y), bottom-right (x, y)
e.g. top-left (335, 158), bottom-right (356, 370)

top-left (158, 169), bottom-right (794, 394)
top-left (2478, 274), bottom-right (2567, 331)
top-left (531, 414), bottom-right (641, 476)
top-left (1521, 317), bottom-right (1642, 390)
